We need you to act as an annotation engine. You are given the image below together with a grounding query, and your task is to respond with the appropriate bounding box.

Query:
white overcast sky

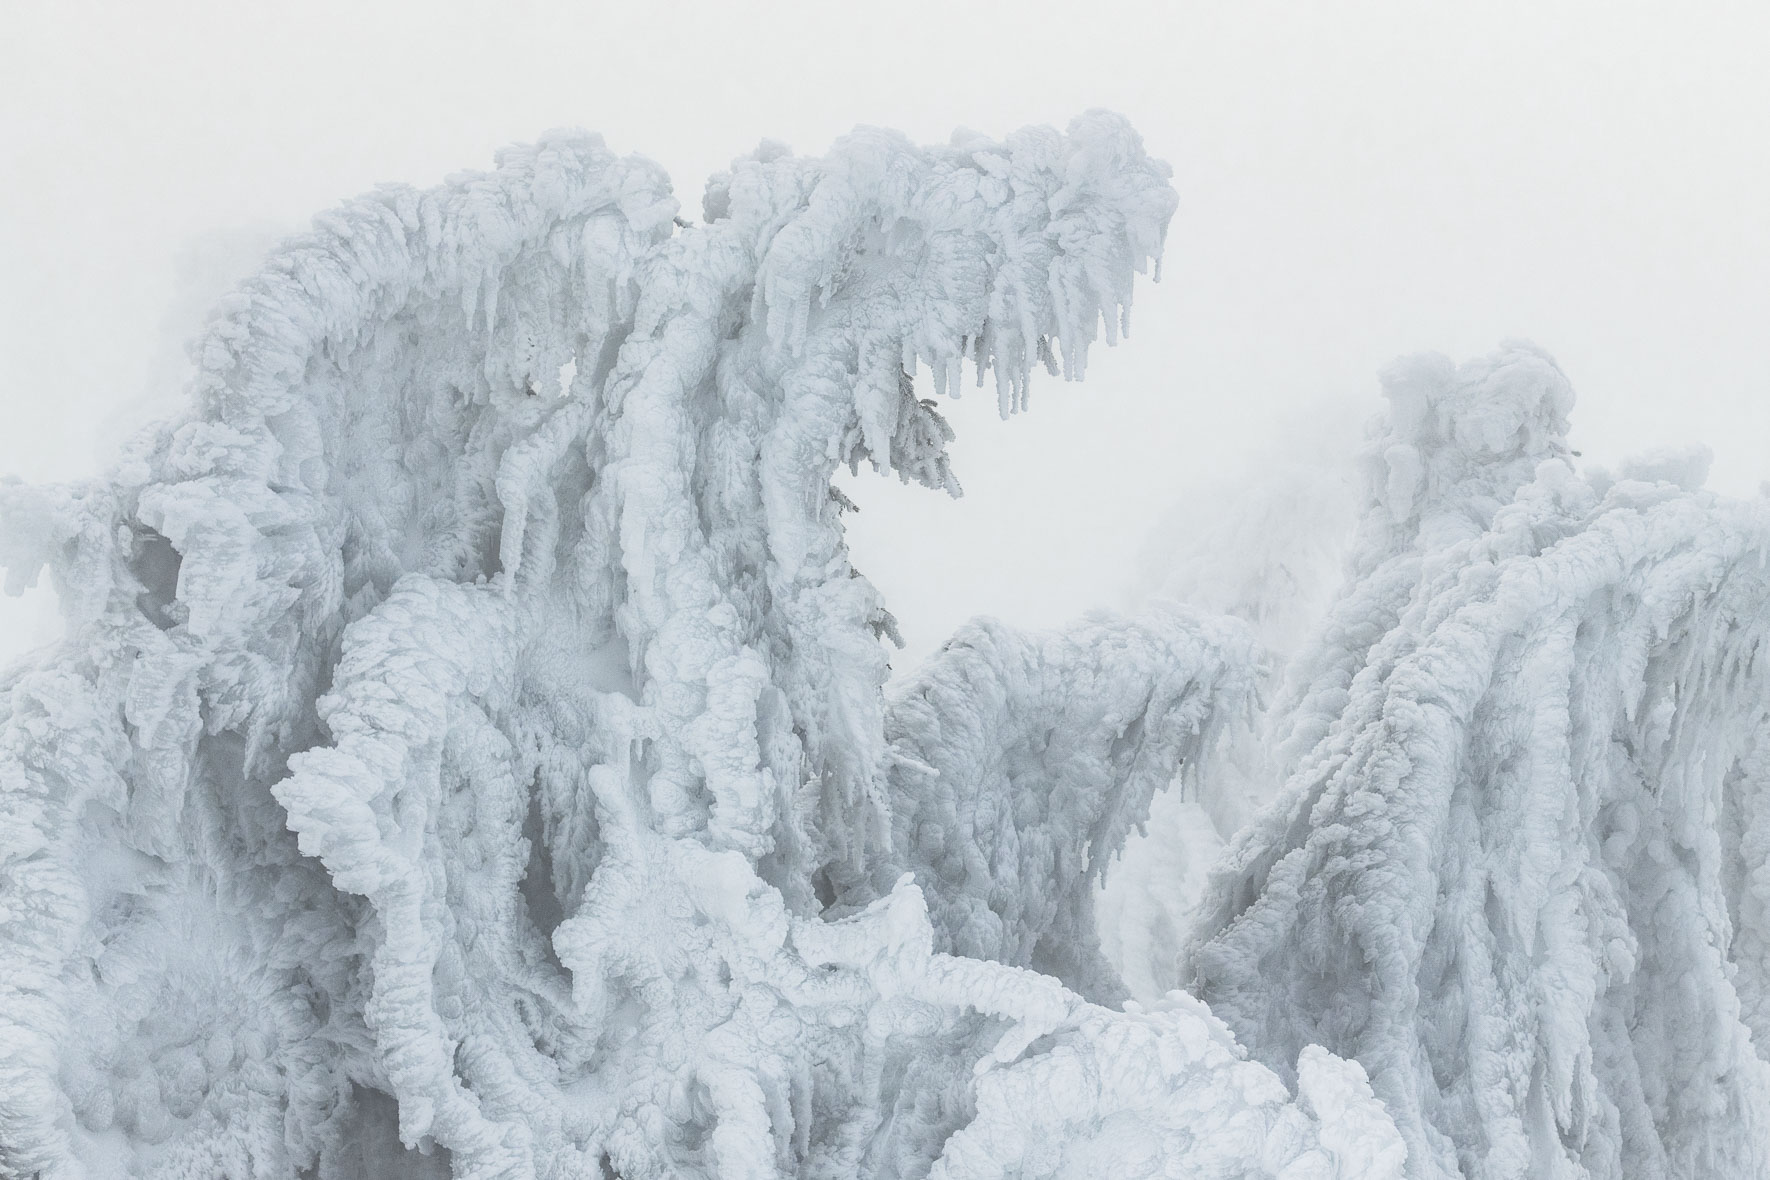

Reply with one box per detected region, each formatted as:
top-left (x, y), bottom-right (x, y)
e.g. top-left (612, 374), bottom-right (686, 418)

top-left (2, 0), bottom-right (1767, 665)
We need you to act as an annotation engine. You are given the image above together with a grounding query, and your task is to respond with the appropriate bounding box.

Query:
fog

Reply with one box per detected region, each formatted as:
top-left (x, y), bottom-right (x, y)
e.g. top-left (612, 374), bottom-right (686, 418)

top-left (4, 0), bottom-right (1766, 665)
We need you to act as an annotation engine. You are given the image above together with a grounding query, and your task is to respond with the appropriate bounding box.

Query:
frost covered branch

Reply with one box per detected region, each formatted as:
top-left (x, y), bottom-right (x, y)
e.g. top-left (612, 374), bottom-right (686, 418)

top-left (9, 106), bottom-right (1761, 1180)
top-left (0, 117), bottom-right (1403, 1180)
top-left (1185, 344), bottom-right (1770, 1178)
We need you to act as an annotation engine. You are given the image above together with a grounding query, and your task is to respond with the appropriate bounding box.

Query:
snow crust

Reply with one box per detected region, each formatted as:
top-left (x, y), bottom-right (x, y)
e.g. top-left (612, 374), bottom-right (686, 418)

top-left (0, 117), bottom-right (1406, 1179)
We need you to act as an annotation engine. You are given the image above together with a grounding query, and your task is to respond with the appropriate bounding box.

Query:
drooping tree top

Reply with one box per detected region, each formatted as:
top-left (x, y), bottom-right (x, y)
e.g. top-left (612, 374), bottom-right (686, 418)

top-left (5, 109), bottom-right (1766, 1180)
top-left (0, 115), bottom-right (1404, 1180)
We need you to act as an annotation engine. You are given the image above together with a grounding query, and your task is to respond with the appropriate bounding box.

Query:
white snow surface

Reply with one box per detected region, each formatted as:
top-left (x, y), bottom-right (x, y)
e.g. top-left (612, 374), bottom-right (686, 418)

top-left (0, 117), bottom-right (1409, 1180)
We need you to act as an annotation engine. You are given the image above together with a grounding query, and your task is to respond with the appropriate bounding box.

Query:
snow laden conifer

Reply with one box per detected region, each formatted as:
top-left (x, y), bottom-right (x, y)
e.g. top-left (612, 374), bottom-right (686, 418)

top-left (0, 117), bottom-right (1402, 1180)
top-left (1184, 343), bottom-right (1770, 1178)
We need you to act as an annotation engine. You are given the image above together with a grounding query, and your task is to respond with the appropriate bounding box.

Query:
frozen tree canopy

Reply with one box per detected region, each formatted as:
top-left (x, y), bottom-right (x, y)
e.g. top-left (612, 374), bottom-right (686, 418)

top-left (0, 116), bottom-right (1402, 1180)
top-left (1185, 345), bottom-right (1770, 1178)
top-left (0, 113), bottom-right (1763, 1180)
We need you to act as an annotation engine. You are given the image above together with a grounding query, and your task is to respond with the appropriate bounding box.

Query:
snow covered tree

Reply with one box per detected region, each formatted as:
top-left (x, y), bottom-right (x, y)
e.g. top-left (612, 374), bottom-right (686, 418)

top-left (1184, 343), bottom-right (1770, 1178)
top-left (8, 106), bottom-right (1764, 1180)
top-left (0, 117), bottom-right (1402, 1180)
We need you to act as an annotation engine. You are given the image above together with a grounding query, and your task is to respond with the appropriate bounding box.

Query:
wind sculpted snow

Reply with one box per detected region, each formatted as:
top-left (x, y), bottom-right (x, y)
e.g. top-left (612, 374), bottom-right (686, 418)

top-left (0, 117), bottom-right (1405, 1180)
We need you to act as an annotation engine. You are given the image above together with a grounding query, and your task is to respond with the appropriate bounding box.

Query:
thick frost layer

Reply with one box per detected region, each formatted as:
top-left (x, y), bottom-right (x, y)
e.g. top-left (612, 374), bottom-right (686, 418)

top-left (1185, 344), bottom-right (1770, 1178)
top-left (1098, 403), bottom-right (1364, 1004)
top-left (0, 118), bottom-right (1401, 1179)
top-left (857, 610), bottom-right (1260, 1006)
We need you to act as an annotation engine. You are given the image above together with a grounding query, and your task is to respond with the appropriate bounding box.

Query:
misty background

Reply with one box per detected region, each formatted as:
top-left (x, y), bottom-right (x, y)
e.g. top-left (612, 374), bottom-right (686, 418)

top-left (3, 0), bottom-right (1766, 669)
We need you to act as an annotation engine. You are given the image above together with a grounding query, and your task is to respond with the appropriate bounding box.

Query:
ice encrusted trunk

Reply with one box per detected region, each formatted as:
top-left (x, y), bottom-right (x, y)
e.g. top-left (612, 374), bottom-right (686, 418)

top-left (1184, 344), bottom-right (1770, 1178)
top-left (0, 118), bottom-right (1402, 1180)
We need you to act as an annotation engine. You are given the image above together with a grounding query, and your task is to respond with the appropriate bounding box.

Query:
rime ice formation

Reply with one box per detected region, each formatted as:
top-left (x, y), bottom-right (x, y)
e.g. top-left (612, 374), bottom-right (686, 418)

top-left (854, 611), bottom-right (1262, 1007)
top-left (1185, 343), bottom-right (1770, 1178)
top-left (0, 117), bottom-right (1407, 1180)
top-left (8, 120), bottom-right (1764, 1180)
top-left (1098, 408), bottom-right (1364, 1002)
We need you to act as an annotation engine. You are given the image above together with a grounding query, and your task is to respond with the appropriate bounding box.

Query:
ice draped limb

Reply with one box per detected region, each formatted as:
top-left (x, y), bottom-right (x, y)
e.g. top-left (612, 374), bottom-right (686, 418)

top-left (1185, 344), bottom-right (1770, 1177)
top-left (0, 115), bottom-right (1400, 1179)
top-left (0, 133), bottom-right (676, 1179)
top-left (1269, 343), bottom-right (1578, 782)
top-left (857, 610), bottom-right (1262, 1005)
